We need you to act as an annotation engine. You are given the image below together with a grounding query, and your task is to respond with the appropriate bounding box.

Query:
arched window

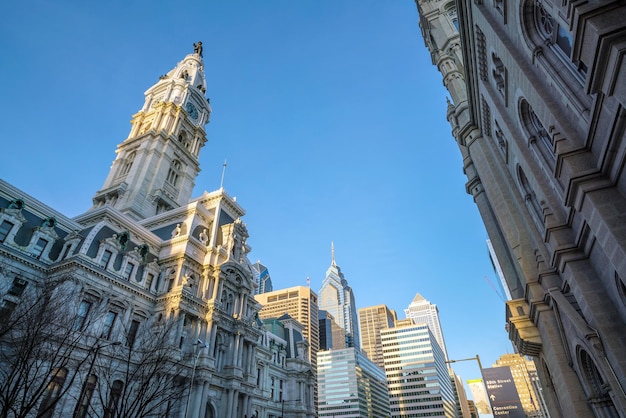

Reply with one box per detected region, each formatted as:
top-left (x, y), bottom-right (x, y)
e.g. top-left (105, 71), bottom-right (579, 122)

top-left (165, 268), bottom-right (177, 292)
top-left (178, 132), bottom-right (192, 151)
top-left (38, 368), bottom-right (68, 418)
top-left (75, 374), bottom-right (97, 418)
top-left (578, 349), bottom-right (619, 416)
top-left (526, 0), bottom-right (587, 79)
top-left (104, 380), bottom-right (124, 418)
top-left (166, 160), bottom-right (182, 186)
top-left (445, 3), bottom-right (458, 31)
top-left (520, 99), bottom-right (555, 169)
top-left (120, 151), bottom-right (135, 177)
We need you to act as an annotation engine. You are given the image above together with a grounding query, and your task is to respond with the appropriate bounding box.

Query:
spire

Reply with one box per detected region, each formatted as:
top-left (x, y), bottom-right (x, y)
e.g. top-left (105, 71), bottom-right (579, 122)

top-left (220, 159), bottom-right (227, 189)
top-left (331, 241), bottom-right (336, 266)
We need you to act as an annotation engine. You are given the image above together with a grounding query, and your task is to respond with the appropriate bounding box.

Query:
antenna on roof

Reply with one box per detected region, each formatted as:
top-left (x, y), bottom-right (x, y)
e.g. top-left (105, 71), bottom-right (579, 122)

top-left (219, 159), bottom-right (227, 189)
top-left (306, 276), bottom-right (310, 288)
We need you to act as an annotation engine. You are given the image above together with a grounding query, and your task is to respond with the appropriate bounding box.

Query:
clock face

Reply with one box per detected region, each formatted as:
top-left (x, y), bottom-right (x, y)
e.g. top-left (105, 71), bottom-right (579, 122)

top-left (185, 102), bottom-right (199, 119)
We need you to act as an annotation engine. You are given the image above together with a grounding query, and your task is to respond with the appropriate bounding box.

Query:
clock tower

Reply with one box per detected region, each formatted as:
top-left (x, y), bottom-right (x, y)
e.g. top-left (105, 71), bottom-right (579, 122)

top-left (92, 43), bottom-right (212, 220)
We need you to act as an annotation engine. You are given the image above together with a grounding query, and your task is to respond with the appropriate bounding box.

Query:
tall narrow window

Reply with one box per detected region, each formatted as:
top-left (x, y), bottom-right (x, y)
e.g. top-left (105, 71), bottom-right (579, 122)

top-left (61, 244), bottom-right (72, 260)
top-left (104, 380), bottom-right (124, 418)
top-left (74, 300), bottom-right (92, 331)
top-left (146, 273), bottom-right (155, 288)
top-left (166, 160), bottom-right (182, 186)
top-left (120, 151), bottom-right (135, 177)
top-left (447, 7), bottom-right (458, 31)
top-left (38, 368), bottom-right (68, 418)
top-left (75, 374), bottom-right (97, 418)
top-left (123, 263), bottom-right (135, 281)
top-left (32, 238), bottom-right (48, 258)
top-left (101, 311), bottom-right (117, 339)
top-left (0, 220), bottom-right (14, 242)
top-left (127, 319), bottom-right (140, 348)
top-left (100, 250), bottom-right (113, 269)
top-left (521, 99), bottom-right (555, 168)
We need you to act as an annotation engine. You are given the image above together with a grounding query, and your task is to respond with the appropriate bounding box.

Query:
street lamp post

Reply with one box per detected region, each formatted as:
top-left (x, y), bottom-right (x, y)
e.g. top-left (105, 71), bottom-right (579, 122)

top-left (184, 339), bottom-right (208, 418)
top-left (446, 354), bottom-right (493, 415)
top-left (446, 354), bottom-right (484, 371)
top-left (73, 340), bottom-right (122, 418)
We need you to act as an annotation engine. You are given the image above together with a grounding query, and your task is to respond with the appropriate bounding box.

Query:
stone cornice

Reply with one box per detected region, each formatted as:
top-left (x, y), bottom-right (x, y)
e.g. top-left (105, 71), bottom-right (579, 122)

top-left (0, 179), bottom-right (84, 232)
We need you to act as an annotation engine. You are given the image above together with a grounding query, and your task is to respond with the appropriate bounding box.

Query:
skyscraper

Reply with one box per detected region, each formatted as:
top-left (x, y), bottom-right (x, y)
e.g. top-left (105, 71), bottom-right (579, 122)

top-left (254, 286), bottom-right (320, 372)
top-left (381, 319), bottom-right (456, 418)
top-left (318, 310), bottom-right (346, 351)
top-left (317, 347), bottom-right (390, 418)
top-left (404, 293), bottom-right (449, 360)
top-left (358, 304), bottom-right (397, 368)
top-left (318, 243), bottom-right (360, 350)
top-left (493, 354), bottom-right (551, 418)
top-left (413, 0), bottom-right (626, 415)
top-left (251, 260), bottom-right (273, 295)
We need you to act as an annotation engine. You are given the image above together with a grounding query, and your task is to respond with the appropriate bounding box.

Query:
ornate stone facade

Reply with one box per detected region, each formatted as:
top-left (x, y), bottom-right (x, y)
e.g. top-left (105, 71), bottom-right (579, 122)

top-left (0, 46), bottom-right (315, 418)
top-left (414, 1), bottom-right (626, 416)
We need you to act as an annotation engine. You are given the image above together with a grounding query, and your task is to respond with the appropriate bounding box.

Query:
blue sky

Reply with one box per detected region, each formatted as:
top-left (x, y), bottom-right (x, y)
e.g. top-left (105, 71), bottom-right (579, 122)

top-left (1, 0), bottom-right (512, 407)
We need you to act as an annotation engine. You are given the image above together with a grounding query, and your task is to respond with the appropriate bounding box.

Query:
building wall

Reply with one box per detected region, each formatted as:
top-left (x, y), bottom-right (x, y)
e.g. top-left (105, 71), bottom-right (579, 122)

top-left (358, 304), bottom-right (396, 369)
top-left (493, 353), bottom-right (550, 417)
top-left (254, 286), bottom-right (320, 371)
top-left (413, 0), bottom-right (626, 416)
top-left (0, 47), bottom-right (315, 418)
top-left (404, 294), bottom-right (449, 361)
top-left (381, 322), bottom-right (456, 418)
top-left (317, 347), bottom-right (390, 418)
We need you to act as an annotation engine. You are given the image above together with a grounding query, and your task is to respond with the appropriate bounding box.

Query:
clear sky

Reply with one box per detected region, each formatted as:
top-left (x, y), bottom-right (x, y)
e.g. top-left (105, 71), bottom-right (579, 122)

top-left (1, 0), bottom-right (512, 409)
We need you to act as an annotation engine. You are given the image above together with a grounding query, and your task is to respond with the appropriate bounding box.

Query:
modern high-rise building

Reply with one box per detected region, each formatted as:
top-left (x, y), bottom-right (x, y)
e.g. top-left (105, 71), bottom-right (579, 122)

top-left (493, 353), bottom-right (551, 418)
top-left (358, 304), bottom-right (397, 368)
top-left (467, 400), bottom-right (478, 418)
top-left (317, 347), bottom-right (390, 418)
top-left (251, 260), bottom-right (273, 295)
top-left (381, 319), bottom-right (456, 418)
top-left (254, 286), bottom-right (320, 372)
top-left (404, 293), bottom-right (449, 361)
top-left (318, 243), bottom-right (360, 350)
top-left (413, 1), bottom-right (626, 415)
top-left (319, 310), bottom-right (346, 351)
top-left (451, 373), bottom-right (472, 418)
top-left (0, 45), bottom-right (315, 418)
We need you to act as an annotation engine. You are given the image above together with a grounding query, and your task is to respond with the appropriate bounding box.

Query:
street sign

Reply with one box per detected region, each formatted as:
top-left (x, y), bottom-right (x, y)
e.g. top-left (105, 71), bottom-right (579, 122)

top-left (482, 366), bottom-right (525, 418)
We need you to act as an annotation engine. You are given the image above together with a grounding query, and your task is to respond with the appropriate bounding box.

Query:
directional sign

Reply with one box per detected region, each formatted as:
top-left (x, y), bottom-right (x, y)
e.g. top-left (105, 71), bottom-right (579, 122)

top-left (481, 366), bottom-right (525, 418)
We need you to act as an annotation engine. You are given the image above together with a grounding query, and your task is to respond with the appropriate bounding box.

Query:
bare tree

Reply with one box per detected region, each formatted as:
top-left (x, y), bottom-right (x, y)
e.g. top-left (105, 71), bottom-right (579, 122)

top-left (0, 277), bottom-right (104, 418)
top-left (90, 316), bottom-right (188, 418)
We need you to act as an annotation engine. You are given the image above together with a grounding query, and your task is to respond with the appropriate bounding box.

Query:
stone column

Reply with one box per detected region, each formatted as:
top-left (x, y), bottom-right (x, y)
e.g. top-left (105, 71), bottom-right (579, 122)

top-left (226, 389), bottom-right (235, 418)
top-left (198, 381), bottom-right (208, 418)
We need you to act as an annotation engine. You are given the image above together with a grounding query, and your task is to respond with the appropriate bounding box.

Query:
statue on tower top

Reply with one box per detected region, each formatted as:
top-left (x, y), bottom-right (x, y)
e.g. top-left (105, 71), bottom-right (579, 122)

top-left (194, 41), bottom-right (203, 57)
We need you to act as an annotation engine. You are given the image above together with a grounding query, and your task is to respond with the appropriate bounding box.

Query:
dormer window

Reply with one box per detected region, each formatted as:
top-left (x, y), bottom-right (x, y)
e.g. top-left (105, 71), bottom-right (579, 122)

top-left (123, 262), bottom-right (135, 281)
top-left (0, 220), bottom-right (14, 243)
top-left (32, 238), bottom-right (49, 258)
top-left (100, 250), bottom-right (113, 269)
